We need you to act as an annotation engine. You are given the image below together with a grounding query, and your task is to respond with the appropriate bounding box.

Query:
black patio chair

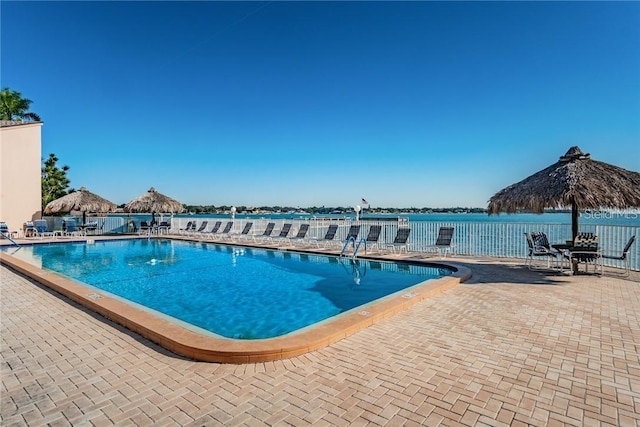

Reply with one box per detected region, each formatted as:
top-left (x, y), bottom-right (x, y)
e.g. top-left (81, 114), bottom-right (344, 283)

top-left (200, 221), bottom-right (222, 238)
top-left (385, 227), bottom-right (411, 253)
top-left (524, 232), bottom-right (562, 270)
top-left (310, 224), bottom-right (339, 248)
top-left (267, 223), bottom-right (292, 242)
top-left (568, 232), bottom-right (602, 274)
top-left (252, 222), bottom-right (275, 242)
top-left (601, 235), bottom-right (635, 277)
top-left (423, 226), bottom-right (456, 258)
top-left (228, 222), bottom-right (254, 241)
top-left (283, 223), bottom-right (310, 246)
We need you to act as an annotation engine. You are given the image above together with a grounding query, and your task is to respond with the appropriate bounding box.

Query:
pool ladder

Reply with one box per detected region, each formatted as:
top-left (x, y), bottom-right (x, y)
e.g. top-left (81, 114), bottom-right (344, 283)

top-left (0, 230), bottom-right (20, 247)
top-left (340, 237), bottom-right (366, 259)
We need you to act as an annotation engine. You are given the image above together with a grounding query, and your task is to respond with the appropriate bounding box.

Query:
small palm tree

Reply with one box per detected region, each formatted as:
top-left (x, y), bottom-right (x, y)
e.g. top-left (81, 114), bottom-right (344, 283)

top-left (0, 87), bottom-right (41, 121)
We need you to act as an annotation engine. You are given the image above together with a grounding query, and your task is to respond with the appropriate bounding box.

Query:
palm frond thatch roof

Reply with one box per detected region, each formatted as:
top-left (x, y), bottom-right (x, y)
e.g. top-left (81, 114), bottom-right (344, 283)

top-left (488, 146), bottom-right (640, 214)
top-left (44, 187), bottom-right (117, 215)
top-left (124, 187), bottom-right (185, 214)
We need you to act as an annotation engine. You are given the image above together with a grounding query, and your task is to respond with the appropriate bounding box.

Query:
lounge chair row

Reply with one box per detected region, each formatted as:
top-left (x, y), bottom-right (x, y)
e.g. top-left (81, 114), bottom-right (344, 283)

top-left (169, 221), bottom-right (452, 256)
top-left (1, 218), bottom-right (455, 259)
top-left (15, 218), bottom-right (98, 239)
top-left (176, 220), bottom-right (290, 242)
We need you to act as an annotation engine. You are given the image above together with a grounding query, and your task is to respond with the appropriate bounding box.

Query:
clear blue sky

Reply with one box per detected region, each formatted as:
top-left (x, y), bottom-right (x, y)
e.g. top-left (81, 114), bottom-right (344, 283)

top-left (2, 1), bottom-right (639, 209)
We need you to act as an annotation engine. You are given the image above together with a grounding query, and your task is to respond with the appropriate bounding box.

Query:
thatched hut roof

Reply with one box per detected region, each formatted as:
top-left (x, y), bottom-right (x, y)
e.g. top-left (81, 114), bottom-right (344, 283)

top-left (488, 146), bottom-right (640, 214)
top-left (44, 187), bottom-right (117, 215)
top-left (124, 187), bottom-right (185, 214)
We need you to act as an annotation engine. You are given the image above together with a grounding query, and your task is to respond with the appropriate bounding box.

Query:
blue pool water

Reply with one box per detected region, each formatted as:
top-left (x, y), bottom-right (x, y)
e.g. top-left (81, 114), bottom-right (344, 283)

top-left (3, 239), bottom-right (452, 339)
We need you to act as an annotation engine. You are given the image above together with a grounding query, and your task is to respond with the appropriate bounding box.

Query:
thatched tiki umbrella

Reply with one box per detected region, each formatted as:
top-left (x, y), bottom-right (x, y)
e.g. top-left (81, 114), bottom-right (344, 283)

top-left (44, 186), bottom-right (117, 225)
top-left (488, 146), bottom-right (640, 240)
top-left (124, 187), bottom-right (185, 225)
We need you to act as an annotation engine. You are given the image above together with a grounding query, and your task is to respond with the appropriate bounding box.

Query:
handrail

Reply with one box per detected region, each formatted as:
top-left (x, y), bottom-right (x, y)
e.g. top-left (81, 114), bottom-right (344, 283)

top-left (342, 237), bottom-right (368, 259)
top-left (340, 236), bottom-right (357, 257)
top-left (352, 238), bottom-right (367, 258)
top-left (0, 230), bottom-right (20, 247)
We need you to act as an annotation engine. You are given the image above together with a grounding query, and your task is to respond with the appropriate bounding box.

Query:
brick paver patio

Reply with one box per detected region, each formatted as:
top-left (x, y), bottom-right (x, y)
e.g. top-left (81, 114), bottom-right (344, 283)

top-left (2, 257), bottom-right (639, 426)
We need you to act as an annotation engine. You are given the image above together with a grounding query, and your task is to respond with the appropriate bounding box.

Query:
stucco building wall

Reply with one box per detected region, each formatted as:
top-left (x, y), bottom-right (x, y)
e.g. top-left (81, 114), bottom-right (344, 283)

top-left (0, 121), bottom-right (43, 233)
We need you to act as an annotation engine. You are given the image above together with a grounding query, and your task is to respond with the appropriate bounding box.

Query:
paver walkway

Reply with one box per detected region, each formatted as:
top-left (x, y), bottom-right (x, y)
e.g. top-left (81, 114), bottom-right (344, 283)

top-left (2, 258), bottom-right (639, 426)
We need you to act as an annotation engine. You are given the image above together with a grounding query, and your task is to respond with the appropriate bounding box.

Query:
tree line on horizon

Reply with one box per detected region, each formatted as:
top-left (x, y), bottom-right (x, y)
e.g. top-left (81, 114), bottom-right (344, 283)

top-left (176, 205), bottom-right (490, 215)
top-left (171, 206), bottom-right (574, 215)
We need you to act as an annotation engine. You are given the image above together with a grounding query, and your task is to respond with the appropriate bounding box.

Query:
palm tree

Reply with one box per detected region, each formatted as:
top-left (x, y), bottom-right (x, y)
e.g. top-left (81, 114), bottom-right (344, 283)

top-left (0, 87), bottom-right (41, 121)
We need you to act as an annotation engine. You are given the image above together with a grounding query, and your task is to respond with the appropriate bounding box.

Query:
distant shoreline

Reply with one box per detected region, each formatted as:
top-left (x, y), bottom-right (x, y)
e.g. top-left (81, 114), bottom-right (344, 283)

top-left (106, 210), bottom-right (640, 227)
top-left (114, 207), bottom-right (586, 216)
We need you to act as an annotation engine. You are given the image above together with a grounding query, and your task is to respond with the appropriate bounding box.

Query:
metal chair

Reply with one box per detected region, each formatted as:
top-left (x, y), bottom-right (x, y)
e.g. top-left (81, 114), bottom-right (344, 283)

top-left (385, 227), bottom-right (411, 254)
top-left (250, 222), bottom-right (275, 242)
top-left (283, 223), bottom-right (310, 246)
top-left (156, 220), bottom-right (171, 235)
top-left (200, 221), bottom-right (222, 238)
top-left (601, 235), bottom-right (635, 277)
top-left (423, 226), bottom-right (456, 258)
top-left (363, 225), bottom-right (382, 253)
top-left (524, 232), bottom-right (562, 270)
top-left (568, 232), bottom-right (602, 274)
top-left (309, 224), bottom-right (338, 248)
top-left (178, 221), bottom-right (196, 235)
top-left (228, 222), bottom-right (255, 241)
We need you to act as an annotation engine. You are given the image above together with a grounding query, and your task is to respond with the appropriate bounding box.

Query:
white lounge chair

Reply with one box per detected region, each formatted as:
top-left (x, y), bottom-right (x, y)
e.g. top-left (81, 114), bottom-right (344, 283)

top-left (228, 222), bottom-right (254, 241)
top-left (251, 222), bottom-right (275, 242)
top-left (283, 224), bottom-right (310, 246)
top-left (266, 223), bottom-right (292, 243)
top-left (200, 221), bottom-right (221, 238)
top-left (308, 224), bottom-right (339, 248)
top-left (208, 221), bottom-right (233, 240)
top-left (422, 226), bottom-right (456, 258)
top-left (385, 227), bottom-right (411, 253)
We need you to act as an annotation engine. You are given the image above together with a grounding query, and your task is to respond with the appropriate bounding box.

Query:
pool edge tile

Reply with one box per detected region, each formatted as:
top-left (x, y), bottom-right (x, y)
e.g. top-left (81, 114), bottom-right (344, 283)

top-left (1, 245), bottom-right (468, 364)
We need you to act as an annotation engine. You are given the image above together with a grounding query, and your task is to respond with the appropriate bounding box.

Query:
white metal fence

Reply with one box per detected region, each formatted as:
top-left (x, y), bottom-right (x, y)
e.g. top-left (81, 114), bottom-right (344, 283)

top-left (44, 216), bottom-right (126, 235)
top-left (42, 216), bottom-right (639, 272)
top-left (168, 217), bottom-right (639, 272)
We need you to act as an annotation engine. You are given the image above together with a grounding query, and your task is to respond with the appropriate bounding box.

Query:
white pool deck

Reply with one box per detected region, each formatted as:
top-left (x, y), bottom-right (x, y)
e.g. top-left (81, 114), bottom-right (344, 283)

top-left (1, 235), bottom-right (639, 426)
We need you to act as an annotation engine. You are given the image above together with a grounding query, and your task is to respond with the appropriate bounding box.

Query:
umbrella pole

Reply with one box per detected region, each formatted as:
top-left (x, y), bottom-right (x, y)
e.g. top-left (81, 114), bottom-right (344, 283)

top-left (570, 200), bottom-right (580, 274)
top-left (571, 201), bottom-right (579, 241)
top-left (83, 211), bottom-right (87, 226)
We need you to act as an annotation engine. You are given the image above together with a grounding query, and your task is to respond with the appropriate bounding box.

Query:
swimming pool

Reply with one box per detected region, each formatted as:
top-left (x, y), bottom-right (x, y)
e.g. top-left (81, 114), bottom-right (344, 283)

top-left (1, 237), bottom-right (469, 362)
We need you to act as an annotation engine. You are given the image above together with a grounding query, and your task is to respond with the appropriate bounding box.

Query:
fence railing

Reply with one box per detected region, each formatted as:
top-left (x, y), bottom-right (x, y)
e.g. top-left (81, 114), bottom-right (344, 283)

top-left (44, 216), bottom-right (126, 235)
top-left (41, 216), bottom-right (639, 272)
top-left (170, 217), bottom-right (639, 272)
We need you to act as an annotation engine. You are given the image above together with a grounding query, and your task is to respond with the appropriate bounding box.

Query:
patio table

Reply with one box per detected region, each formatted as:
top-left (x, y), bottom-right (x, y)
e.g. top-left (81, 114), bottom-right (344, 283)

top-left (553, 242), bottom-right (602, 275)
top-left (551, 243), bottom-right (575, 274)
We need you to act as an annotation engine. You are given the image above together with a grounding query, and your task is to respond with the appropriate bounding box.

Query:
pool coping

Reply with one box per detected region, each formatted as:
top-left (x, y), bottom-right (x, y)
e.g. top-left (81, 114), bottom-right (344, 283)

top-left (0, 238), bottom-right (471, 364)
